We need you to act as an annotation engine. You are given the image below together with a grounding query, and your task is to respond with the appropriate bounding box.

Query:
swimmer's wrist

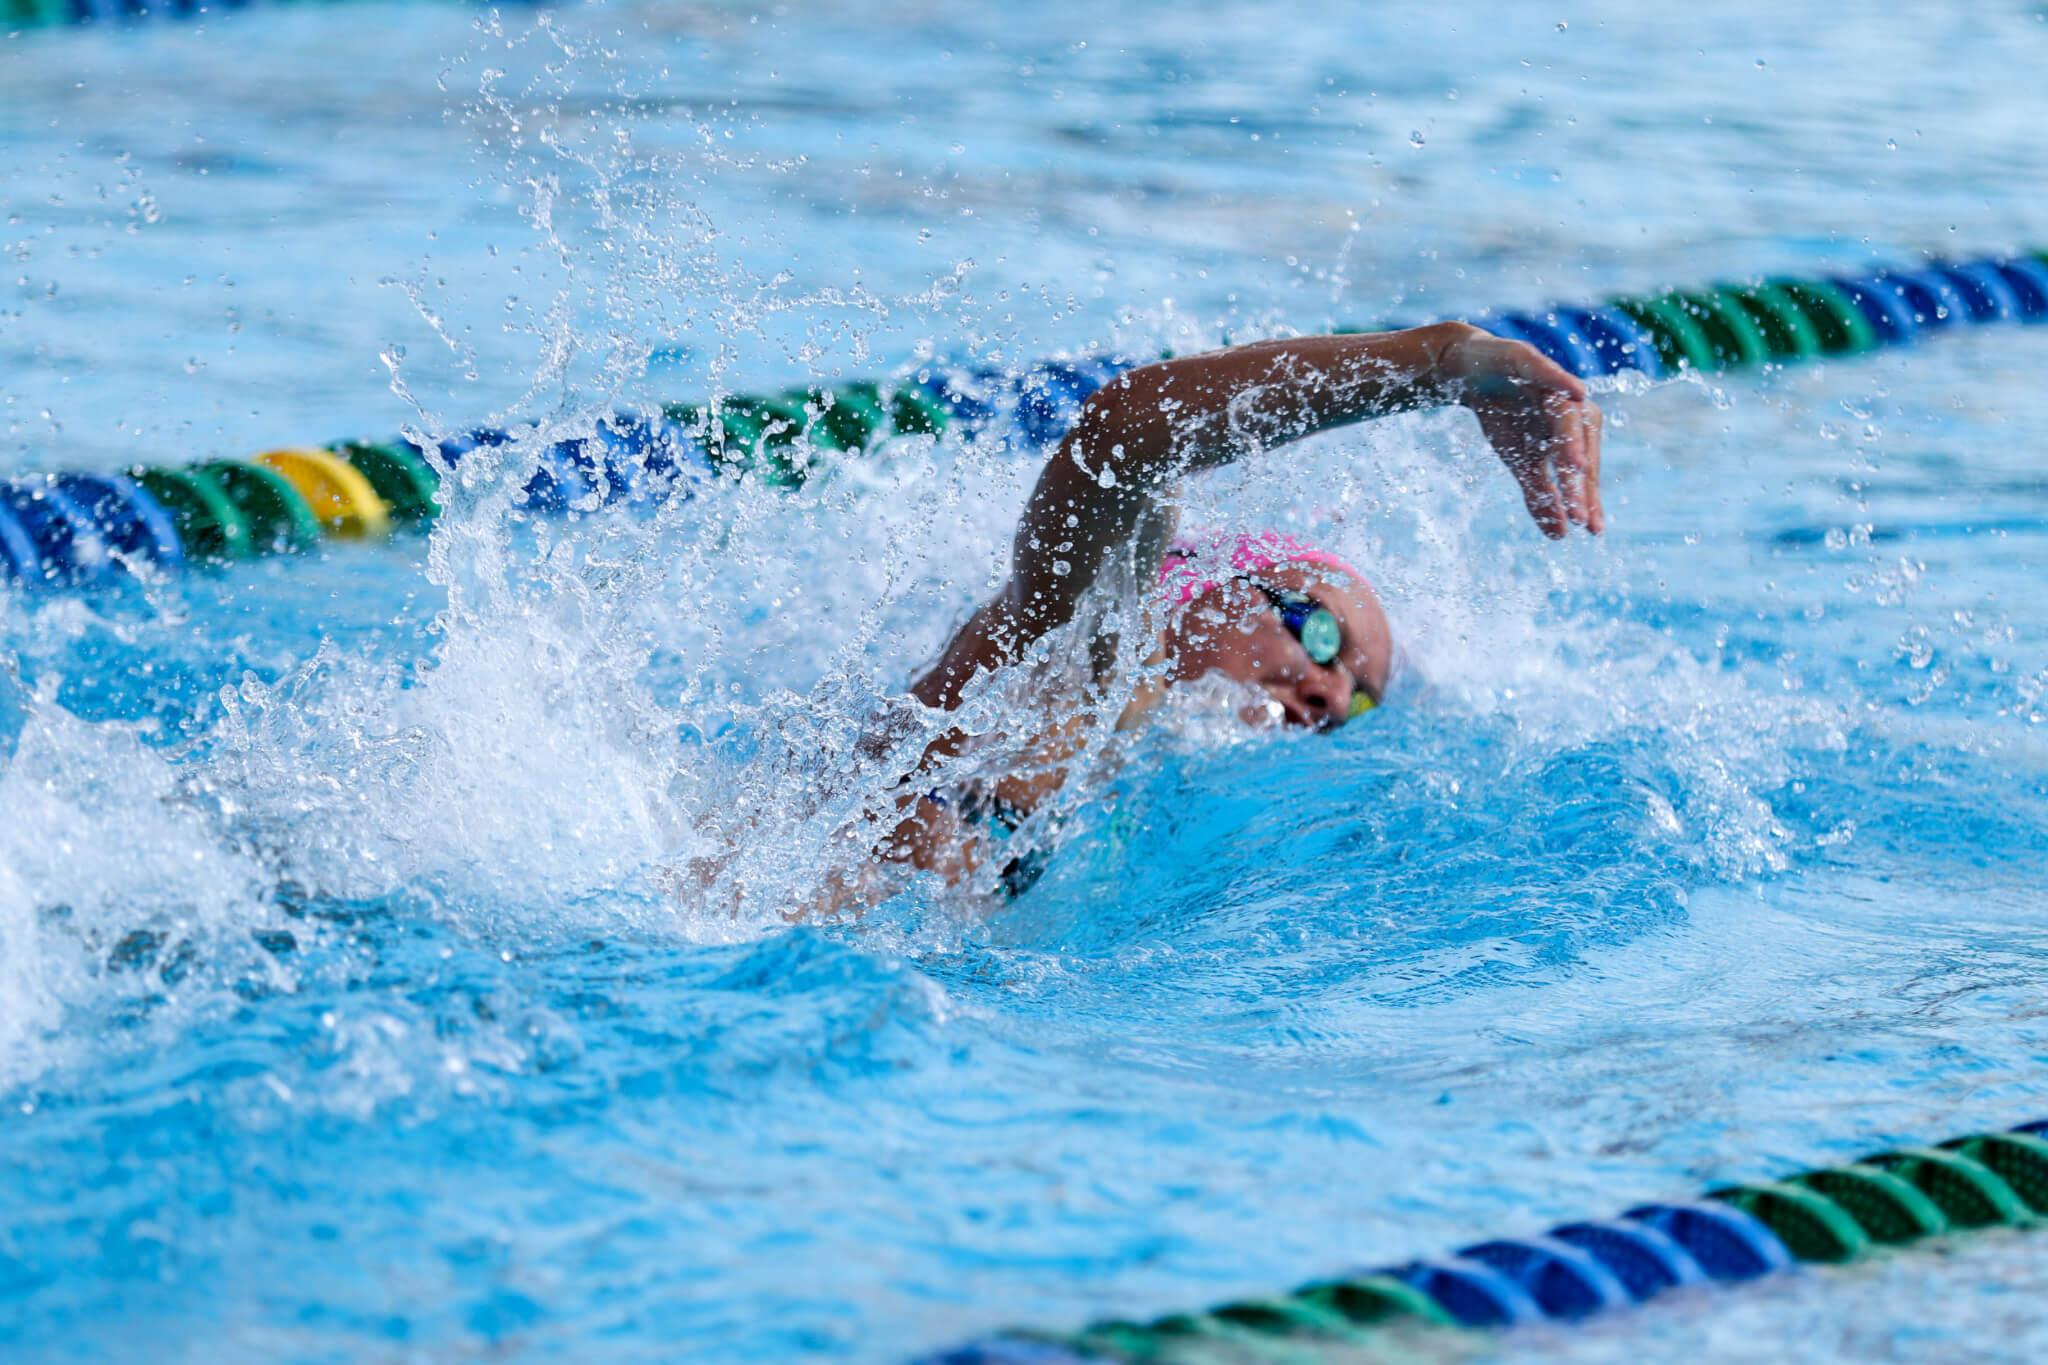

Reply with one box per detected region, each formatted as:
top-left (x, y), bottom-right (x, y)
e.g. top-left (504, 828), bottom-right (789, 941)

top-left (1330, 321), bottom-right (1484, 414)
top-left (1414, 321), bottom-right (1490, 403)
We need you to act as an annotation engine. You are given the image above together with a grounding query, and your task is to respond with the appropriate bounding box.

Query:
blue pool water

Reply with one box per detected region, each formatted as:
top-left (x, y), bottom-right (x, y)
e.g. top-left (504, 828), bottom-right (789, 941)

top-left (5, 3), bottom-right (2048, 1360)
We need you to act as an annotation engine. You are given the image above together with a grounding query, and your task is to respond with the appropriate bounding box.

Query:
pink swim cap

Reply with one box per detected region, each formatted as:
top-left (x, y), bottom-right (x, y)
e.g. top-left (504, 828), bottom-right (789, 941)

top-left (1156, 529), bottom-right (1369, 609)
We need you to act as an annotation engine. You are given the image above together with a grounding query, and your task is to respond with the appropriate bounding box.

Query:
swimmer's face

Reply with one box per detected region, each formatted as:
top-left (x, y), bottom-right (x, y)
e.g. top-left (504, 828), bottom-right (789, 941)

top-left (1161, 564), bottom-right (1393, 730)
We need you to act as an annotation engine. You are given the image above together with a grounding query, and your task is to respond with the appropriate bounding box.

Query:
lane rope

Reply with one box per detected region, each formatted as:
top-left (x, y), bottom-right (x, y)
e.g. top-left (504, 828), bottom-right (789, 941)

top-left (3, 249), bottom-right (2044, 589)
top-left (4, 0), bottom-right (490, 34)
top-left (918, 1121), bottom-right (2048, 1363)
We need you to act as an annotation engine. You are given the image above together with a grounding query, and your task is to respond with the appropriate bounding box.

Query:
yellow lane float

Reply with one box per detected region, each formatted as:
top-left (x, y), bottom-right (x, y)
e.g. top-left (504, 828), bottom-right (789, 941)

top-left (254, 447), bottom-right (392, 539)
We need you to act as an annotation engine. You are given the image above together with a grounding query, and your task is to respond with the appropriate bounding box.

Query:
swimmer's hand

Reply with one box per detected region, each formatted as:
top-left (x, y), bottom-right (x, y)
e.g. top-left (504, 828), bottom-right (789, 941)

top-left (1436, 323), bottom-right (1605, 538)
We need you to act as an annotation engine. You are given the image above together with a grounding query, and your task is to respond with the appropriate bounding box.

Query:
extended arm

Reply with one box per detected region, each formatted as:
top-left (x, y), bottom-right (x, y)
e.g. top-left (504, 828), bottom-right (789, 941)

top-left (911, 321), bottom-right (1603, 708)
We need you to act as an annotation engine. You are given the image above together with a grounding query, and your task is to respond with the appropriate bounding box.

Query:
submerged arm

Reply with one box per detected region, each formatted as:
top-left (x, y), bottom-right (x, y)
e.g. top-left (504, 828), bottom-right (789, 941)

top-left (912, 321), bottom-right (1603, 707)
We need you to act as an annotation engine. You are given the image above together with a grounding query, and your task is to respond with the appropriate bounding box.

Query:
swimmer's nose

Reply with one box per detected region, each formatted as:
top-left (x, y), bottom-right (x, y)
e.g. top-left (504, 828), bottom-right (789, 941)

top-left (1291, 669), bottom-right (1354, 730)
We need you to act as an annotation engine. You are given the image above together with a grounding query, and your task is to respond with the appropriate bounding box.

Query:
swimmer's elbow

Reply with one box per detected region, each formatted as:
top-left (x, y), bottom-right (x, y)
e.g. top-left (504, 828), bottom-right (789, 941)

top-left (1061, 378), bottom-right (1179, 492)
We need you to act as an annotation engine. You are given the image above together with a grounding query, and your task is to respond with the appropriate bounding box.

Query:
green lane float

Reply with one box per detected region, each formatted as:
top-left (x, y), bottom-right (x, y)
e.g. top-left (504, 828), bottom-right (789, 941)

top-left (4, 0), bottom-right (73, 30)
top-left (1722, 282), bottom-right (1824, 360)
top-left (1866, 1147), bottom-right (2033, 1229)
top-left (1708, 1180), bottom-right (1872, 1261)
top-left (7, 250), bottom-right (2047, 591)
top-left (332, 441), bottom-right (439, 525)
top-left (920, 1115), bottom-right (2048, 1363)
top-left (1940, 1132), bottom-right (2048, 1213)
top-left (793, 386), bottom-right (886, 453)
top-left (130, 465), bottom-right (252, 563)
top-left (1610, 294), bottom-right (1720, 372)
top-left (1294, 1276), bottom-right (1454, 1328)
top-left (202, 459), bottom-right (322, 555)
top-left (1671, 289), bottom-right (1771, 368)
top-left (1783, 1166), bottom-right (1949, 1244)
top-left (1769, 277), bottom-right (1880, 354)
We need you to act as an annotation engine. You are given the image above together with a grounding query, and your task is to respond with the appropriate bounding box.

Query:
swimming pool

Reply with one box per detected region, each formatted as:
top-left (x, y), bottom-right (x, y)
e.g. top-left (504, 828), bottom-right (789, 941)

top-left (4, 2), bottom-right (2048, 1360)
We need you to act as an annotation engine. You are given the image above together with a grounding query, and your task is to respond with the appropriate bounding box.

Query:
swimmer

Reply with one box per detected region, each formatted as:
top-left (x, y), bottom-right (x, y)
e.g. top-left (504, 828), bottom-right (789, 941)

top-left (817, 322), bottom-right (1602, 907)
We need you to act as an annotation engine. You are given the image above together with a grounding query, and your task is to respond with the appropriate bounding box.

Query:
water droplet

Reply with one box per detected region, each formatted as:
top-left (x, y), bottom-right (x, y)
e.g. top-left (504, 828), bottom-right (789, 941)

top-left (1408, 130), bottom-right (1425, 148)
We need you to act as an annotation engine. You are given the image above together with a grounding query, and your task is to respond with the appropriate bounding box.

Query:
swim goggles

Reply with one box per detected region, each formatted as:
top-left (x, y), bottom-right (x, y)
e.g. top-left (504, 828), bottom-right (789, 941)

top-left (1255, 584), bottom-right (1377, 720)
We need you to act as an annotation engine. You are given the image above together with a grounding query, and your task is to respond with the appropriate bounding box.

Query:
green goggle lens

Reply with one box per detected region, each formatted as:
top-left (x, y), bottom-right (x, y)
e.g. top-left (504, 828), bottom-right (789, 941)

top-left (1297, 607), bottom-right (1342, 665)
top-left (1261, 584), bottom-right (1344, 666)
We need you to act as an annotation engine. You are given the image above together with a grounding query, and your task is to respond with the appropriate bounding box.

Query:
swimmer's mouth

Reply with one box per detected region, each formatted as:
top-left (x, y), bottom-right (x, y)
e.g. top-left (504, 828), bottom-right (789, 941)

top-left (1254, 692), bottom-right (1375, 731)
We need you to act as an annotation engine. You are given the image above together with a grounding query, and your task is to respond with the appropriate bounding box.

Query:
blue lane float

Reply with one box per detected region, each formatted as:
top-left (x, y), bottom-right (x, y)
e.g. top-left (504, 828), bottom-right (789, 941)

top-left (0, 478), bottom-right (109, 585)
top-left (1932, 261), bottom-right (2022, 322)
top-left (1880, 268), bottom-right (1970, 332)
top-left (0, 501), bottom-right (39, 582)
top-left (1620, 1200), bottom-right (1793, 1282)
top-left (1547, 1218), bottom-right (1708, 1299)
top-left (1455, 1236), bottom-right (1634, 1319)
top-left (429, 411), bottom-right (714, 511)
top-left (1830, 273), bottom-right (1922, 345)
top-left (1481, 310), bottom-right (1605, 378)
top-left (1387, 1257), bottom-right (1543, 1327)
top-left (55, 473), bottom-right (184, 570)
top-left (1558, 305), bottom-right (1668, 379)
top-left (1989, 258), bottom-right (2048, 319)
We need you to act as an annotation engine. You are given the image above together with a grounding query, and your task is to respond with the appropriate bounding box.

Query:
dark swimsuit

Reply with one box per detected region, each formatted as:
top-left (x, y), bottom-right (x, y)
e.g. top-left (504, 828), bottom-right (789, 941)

top-left (924, 788), bottom-right (1058, 898)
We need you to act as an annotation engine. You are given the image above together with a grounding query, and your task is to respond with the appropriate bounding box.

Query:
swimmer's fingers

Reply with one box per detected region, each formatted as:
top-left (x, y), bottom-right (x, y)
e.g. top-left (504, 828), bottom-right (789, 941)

top-left (1472, 391), bottom-right (1571, 538)
top-left (1550, 394), bottom-right (1602, 533)
top-left (1511, 445), bottom-right (1568, 539)
top-left (1578, 401), bottom-right (1605, 534)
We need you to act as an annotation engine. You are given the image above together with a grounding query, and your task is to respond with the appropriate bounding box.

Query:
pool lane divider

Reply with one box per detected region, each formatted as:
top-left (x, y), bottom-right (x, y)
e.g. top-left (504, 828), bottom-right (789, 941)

top-left (4, 249), bottom-right (2046, 589)
top-left (3, 0), bottom-right (486, 33)
top-left (917, 1122), bottom-right (2048, 1363)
